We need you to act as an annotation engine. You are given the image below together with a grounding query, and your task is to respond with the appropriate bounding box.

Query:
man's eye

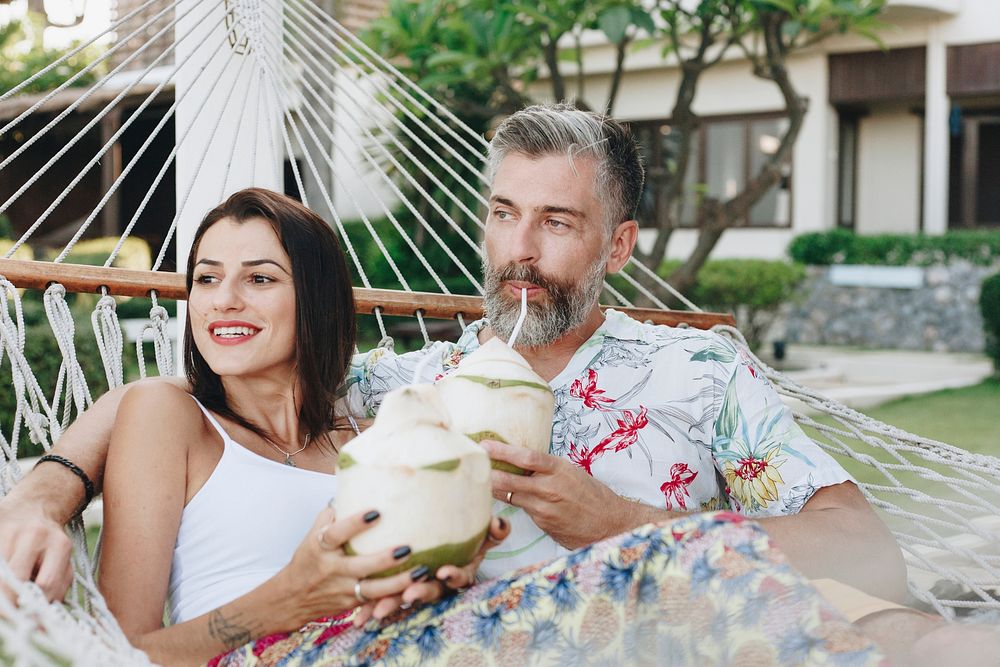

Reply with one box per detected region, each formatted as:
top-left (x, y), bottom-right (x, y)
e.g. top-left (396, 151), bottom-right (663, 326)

top-left (547, 219), bottom-right (568, 229)
top-left (495, 210), bottom-right (511, 220)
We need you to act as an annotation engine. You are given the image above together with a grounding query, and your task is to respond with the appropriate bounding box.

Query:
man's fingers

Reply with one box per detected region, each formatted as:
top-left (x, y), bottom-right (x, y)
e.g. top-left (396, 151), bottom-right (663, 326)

top-left (490, 468), bottom-right (545, 504)
top-left (478, 440), bottom-right (554, 475)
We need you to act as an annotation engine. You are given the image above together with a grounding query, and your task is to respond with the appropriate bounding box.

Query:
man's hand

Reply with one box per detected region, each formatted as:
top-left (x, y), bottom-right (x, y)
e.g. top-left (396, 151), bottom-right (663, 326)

top-left (352, 516), bottom-right (511, 626)
top-left (481, 440), bottom-right (663, 550)
top-left (0, 503), bottom-right (74, 602)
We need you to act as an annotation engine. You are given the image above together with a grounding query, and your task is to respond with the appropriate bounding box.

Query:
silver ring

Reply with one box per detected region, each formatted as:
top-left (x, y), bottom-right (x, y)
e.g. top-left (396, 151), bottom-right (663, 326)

top-left (354, 580), bottom-right (370, 604)
top-left (505, 490), bottom-right (513, 504)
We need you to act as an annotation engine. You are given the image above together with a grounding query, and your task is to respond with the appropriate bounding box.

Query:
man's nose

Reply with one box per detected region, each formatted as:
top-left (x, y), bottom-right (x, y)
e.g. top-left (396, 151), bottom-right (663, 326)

top-left (508, 218), bottom-right (540, 264)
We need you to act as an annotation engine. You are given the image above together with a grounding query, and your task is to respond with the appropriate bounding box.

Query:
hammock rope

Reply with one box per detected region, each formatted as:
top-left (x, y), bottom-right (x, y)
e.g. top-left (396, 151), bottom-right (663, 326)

top-left (0, 1), bottom-right (997, 663)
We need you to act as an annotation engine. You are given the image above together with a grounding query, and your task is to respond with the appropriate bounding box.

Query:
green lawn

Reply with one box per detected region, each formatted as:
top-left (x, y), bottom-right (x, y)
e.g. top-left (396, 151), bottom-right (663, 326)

top-left (834, 379), bottom-right (1000, 456)
top-left (801, 380), bottom-right (1000, 527)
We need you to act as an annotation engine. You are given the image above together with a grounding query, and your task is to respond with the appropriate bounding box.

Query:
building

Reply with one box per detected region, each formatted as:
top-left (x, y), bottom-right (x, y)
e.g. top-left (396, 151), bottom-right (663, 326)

top-left (565, 0), bottom-right (1000, 260)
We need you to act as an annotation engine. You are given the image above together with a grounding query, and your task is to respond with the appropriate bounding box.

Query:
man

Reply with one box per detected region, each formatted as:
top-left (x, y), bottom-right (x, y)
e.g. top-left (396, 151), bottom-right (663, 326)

top-left (0, 104), bottom-right (991, 664)
top-left (339, 104), bottom-right (904, 598)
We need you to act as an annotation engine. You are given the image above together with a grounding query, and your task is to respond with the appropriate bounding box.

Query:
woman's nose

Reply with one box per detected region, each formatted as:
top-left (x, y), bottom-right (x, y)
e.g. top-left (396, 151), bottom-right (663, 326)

top-left (211, 279), bottom-right (243, 311)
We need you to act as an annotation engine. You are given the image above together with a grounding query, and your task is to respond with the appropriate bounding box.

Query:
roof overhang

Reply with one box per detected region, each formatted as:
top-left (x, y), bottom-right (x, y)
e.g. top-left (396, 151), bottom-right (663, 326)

top-left (0, 82), bottom-right (175, 125)
top-left (884, 0), bottom-right (961, 18)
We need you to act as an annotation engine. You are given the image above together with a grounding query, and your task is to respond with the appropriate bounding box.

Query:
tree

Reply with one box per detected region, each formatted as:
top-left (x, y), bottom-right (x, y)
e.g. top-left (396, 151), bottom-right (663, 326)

top-left (363, 0), bottom-right (885, 301)
top-left (0, 13), bottom-right (103, 95)
top-left (0, 0), bottom-right (85, 28)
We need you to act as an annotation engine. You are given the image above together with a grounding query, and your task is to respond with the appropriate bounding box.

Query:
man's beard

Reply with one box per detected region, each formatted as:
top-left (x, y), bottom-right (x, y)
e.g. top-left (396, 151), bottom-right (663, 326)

top-left (482, 254), bottom-right (607, 348)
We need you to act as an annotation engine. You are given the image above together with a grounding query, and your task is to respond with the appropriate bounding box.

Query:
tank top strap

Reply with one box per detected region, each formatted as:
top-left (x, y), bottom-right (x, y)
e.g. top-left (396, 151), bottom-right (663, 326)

top-left (190, 397), bottom-right (234, 445)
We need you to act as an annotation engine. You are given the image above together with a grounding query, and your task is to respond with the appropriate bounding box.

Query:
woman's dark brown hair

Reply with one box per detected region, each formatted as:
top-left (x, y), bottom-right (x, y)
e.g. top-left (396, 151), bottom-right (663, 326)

top-left (183, 188), bottom-right (356, 447)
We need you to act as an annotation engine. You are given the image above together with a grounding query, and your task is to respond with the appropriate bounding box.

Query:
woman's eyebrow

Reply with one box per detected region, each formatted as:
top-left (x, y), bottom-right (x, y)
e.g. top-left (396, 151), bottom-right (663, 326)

top-left (242, 258), bottom-right (291, 274)
top-left (193, 258), bottom-right (291, 275)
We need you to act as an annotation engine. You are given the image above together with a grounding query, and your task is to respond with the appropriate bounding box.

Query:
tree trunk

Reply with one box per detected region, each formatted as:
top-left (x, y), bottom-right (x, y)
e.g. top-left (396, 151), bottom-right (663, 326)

top-left (657, 12), bottom-right (808, 301)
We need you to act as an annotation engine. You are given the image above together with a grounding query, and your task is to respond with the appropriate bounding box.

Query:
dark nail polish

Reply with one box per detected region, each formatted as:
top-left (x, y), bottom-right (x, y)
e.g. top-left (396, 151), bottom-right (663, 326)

top-left (363, 510), bottom-right (380, 523)
top-left (393, 545), bottom-right (412, 559)
top-left (410, 565), bottom-right (430, 581)
top-left (497, 517), bottom-right (507, 531)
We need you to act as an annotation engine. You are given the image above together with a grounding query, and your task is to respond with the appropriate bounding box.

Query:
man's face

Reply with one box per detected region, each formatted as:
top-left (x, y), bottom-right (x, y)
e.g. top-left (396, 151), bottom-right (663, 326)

top-left (482, 152), bottom-right (611, 347)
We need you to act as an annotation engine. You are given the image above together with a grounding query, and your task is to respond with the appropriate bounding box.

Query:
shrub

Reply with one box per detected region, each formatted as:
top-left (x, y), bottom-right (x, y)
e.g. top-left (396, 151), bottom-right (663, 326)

top-left (49, 237), bottom-right (153, 270)
top-left (0, 315), bottom-right (110, 459)
top-left (607, 259), bottom-right (804, 349)
top-left (981, 272), bottom-right (1000, 376)
top-left (688, 260), bottom-right (806, 349)
top-left (788, 229), bottom-right (1000, 267)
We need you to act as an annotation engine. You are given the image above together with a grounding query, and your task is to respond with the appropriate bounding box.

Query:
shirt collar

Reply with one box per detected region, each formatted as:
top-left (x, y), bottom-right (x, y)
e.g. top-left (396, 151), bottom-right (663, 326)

top-left (462, 311), bottom-right (636, 389)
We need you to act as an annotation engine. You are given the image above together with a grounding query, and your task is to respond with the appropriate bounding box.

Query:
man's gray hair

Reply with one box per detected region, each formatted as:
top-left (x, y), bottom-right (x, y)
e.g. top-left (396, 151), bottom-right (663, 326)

top-left (487, 103), bottom-right (645, 232)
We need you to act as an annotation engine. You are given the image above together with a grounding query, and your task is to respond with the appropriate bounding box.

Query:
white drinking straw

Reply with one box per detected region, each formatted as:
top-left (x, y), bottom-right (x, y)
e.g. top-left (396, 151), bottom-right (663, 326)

top-left (507, 288), bottom-right (528, 348)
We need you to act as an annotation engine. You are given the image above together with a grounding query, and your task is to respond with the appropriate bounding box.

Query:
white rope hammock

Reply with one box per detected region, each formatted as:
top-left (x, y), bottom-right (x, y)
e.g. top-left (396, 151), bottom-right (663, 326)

top-left (0, 1), bottom-right (996, 663)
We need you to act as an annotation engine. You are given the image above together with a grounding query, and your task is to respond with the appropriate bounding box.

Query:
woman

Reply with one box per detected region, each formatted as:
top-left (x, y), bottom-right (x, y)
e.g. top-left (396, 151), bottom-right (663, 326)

top-left (99, 188), bottom-right (883, 667)
top-left (99, 189), bottom-right (498, 665)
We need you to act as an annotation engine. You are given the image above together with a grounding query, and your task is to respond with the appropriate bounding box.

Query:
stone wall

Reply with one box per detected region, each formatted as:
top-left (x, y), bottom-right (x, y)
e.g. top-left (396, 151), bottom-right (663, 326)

top-left (781, 261), bottom-right (999, 353)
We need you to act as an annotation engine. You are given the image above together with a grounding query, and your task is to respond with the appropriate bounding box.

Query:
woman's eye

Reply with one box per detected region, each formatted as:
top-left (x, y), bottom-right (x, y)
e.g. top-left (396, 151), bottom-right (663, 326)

top-left (193, 274), bottom-right (217, 284)
top-left (250, 273), bottom-right (274, 284)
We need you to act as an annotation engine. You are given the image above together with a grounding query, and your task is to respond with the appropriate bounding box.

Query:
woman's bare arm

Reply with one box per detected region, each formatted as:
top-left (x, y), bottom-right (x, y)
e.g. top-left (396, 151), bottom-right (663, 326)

top-left (99, 382), bottom-right (420, 666)
top-left (0, 377), bottom-right (187, 600)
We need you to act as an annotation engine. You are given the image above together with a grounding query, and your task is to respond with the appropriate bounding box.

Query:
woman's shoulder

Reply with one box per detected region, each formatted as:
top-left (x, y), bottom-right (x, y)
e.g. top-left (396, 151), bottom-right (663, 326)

top-left (116, 378), bottom-right (207, 440)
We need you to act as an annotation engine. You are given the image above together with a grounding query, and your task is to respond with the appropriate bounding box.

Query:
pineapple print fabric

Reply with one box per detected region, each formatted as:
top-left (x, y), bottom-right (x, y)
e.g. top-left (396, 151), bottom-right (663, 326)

top-left (212, 513), bottom-right (885, 666)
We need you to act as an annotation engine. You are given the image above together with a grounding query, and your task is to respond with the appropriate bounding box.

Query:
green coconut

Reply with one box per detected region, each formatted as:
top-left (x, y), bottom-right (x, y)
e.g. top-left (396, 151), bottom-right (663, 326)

top-left (436, 338), bottom-right (555, 476)
top-left (334, 384), bottom-right (492, 576)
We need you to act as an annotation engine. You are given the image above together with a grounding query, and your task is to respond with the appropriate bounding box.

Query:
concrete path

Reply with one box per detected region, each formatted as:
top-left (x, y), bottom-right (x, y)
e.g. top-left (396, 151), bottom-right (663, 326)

top-left (766, 345), bottom-right (994, 410)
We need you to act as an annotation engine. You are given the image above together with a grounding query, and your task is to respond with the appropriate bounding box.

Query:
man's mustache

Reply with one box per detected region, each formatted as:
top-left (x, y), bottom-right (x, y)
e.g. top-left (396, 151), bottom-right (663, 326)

top-left (493, 263), bottom-right (563, 296)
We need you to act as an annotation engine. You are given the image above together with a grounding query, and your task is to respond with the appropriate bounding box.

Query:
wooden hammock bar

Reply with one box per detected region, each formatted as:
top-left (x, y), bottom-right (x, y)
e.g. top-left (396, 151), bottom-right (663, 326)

top-left (0, 259), bottom-right (735, 329)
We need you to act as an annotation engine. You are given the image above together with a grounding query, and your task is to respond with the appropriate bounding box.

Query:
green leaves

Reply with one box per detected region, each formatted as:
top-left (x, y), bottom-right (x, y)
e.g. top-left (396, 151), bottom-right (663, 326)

top-left (0, 15), bottom-right (105, 95)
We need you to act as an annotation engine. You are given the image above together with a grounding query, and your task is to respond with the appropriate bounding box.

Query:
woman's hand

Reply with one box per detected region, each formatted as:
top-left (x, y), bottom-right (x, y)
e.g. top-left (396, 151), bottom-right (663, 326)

top-left (273, 506), bottom-right (426, 630)
top-left (352, 516), bottom-right (511, 626)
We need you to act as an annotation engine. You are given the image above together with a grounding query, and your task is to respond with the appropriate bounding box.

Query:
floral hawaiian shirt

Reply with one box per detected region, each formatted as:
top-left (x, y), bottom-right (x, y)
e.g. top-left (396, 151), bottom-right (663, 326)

top-left (341, 310), bottom-right (851, 579)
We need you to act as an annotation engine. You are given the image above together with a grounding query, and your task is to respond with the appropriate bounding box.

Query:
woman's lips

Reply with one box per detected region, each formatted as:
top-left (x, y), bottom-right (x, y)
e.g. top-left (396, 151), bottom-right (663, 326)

top-left (209, 322), bottom-right (260, 346)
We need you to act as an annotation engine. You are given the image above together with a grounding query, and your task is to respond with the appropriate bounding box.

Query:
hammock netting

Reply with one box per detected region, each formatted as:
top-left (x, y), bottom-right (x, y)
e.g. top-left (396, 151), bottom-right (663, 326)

top-left (0, 1), bottom-right (997, 664)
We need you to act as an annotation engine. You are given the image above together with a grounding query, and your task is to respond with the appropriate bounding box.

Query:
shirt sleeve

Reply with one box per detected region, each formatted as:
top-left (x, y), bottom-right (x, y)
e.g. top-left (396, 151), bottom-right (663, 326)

top-left (336, 342), bottom-right (467, 419)
top-left (710, 340), bottom-right (852, 518)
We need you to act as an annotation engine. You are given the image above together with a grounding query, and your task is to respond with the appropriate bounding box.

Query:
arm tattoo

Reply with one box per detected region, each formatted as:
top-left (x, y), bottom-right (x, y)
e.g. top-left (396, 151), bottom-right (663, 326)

top-left (207, 609), bottom-right (256, 650)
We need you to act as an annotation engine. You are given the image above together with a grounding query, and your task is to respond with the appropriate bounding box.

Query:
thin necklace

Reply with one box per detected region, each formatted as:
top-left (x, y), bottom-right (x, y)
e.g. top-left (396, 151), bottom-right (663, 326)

top-left (262, 433), bottom-right (311, 467)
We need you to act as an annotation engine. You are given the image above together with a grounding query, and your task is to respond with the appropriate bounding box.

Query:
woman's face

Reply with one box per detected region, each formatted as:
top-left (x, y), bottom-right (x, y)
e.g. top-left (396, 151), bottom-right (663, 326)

top-left (188, 217), bottom-right (297, 380)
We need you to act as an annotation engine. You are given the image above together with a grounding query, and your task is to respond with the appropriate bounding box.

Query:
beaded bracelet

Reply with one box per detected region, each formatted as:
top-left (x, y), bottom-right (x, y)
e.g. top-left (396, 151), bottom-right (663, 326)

top-left (37, 454), bottom-right (95, 512)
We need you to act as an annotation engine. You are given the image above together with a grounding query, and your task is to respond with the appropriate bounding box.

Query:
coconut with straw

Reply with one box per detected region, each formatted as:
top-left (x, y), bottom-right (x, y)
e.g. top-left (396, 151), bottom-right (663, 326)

top-left (437, 288), bottom-right (556, 474)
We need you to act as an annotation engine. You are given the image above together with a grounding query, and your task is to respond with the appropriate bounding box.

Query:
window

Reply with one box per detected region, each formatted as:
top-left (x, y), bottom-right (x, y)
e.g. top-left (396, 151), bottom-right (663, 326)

top-left (632, 114), bottom-right (792, 228)
top-left (837, 113), bottom-right (859, 229)
top-left (949, 107), bottom-right (1000, 228)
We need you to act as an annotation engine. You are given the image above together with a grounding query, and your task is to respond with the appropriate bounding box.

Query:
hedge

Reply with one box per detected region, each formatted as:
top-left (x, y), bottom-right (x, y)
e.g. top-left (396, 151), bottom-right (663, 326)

top-left (605, 258), bottom-right (805, 350)
top-left (0, 292), bottom-right (110, 459)
top-left (981, 272), bottom-right (1000, 376)
top-left (788, 229), bottom-right (1000, 267)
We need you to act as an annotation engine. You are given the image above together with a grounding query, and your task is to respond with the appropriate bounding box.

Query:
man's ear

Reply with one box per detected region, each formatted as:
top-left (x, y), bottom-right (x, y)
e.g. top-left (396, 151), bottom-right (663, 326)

top-left (606, 220), bottom-right (638, 274)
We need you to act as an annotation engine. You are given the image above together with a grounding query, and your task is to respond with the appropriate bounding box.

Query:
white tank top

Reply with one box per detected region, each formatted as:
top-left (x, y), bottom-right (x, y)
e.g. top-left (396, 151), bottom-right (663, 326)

top-left (167, 399), bottom-right (350, 624)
